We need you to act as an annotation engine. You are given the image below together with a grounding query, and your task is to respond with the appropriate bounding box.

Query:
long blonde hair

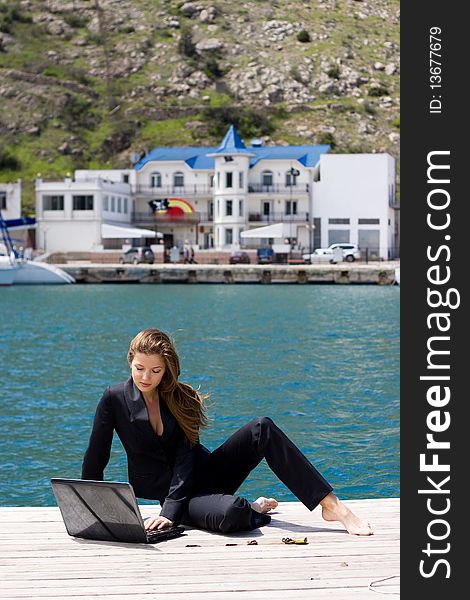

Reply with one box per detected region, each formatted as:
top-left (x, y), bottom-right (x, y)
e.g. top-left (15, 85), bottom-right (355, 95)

top-left (128, 329), bottom-right (210, 445)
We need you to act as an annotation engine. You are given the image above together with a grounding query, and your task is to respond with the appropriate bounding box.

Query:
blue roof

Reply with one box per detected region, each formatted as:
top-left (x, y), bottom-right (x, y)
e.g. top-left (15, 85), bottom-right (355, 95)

top-left (134, 125), bottom-right (330, 171)
top-left (209, 124), bottom-right (254, 156)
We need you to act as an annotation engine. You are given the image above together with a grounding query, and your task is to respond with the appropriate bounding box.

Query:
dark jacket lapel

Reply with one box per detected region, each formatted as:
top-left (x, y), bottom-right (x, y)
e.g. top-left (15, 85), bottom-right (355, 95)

top-left (124, 377), bottom-right (176, 441)
top-left (124, 377), bottom-right (149, 424)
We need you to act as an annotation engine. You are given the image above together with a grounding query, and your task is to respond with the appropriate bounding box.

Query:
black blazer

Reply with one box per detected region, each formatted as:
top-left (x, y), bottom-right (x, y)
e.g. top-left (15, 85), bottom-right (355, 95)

top-left (82, 377), bottom-right (207, 524)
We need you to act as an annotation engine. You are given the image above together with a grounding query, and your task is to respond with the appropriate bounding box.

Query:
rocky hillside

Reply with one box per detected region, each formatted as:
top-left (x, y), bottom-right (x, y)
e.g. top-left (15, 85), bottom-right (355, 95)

top-left (0, 0), bottom-right (400, 211)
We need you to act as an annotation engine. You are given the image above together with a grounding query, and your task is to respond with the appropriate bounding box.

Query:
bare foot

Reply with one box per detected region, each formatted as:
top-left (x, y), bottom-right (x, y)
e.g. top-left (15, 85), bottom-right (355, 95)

top-left (321, 494), bottom-right (373, 536)
top-left (251, 496), bottom-right (279, 514)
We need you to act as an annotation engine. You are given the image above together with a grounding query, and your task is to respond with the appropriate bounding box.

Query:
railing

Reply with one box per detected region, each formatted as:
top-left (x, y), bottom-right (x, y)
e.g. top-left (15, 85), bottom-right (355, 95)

top-left (134, 185), bottom-right (213, 197)
top-left (132, 211), bottom-right (203, 224)
top-left (248, 184), bottom-right (309, 194)
top-left (248, 212), bottom-right (309, 223)
top-left (135, 184), bottom-right (310, 196)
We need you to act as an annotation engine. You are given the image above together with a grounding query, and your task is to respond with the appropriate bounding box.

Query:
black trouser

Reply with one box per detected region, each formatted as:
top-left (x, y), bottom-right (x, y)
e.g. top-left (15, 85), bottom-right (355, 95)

top-left (180, 417), bottom-right (333, 533)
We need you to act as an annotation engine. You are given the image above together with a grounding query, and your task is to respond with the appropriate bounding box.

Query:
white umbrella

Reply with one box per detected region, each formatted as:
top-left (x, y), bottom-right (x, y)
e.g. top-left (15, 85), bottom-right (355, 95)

top-left (240, 222), bottom-right (297, 239)
top-left (101, 224), bottom-right (162, 239)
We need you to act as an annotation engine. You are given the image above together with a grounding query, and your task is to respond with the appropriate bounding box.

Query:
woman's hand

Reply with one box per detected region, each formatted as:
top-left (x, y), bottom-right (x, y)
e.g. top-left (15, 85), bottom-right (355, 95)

top-left (144, 515), bottom-right (174, 531)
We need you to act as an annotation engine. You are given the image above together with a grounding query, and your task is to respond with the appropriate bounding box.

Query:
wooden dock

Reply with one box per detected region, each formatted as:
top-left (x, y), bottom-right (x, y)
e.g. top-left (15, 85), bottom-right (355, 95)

top-left (0, 498), bottom-right (399, 599)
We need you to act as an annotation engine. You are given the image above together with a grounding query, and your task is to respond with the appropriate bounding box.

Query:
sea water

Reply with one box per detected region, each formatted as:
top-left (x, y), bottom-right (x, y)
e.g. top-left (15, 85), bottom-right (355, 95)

top-left (0, 284), bottom-right (399, 506)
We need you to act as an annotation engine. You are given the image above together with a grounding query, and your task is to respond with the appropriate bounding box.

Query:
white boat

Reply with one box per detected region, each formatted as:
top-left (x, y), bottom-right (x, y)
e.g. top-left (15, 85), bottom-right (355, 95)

top-left (394, 266), bottom-right (400, 286)
top-left (13, 259), bottom-right (75, 284)
top-left (0, 255), bottom-right (19, 286)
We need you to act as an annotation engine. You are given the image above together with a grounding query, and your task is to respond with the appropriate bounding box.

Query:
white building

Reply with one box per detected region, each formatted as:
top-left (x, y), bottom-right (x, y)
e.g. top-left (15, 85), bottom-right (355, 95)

top-left (34, 125), bottom-right (399, 259)
top-left (0, 180), bottom-right (22, 220)
top-left (313, 153), bottom-right (398, 259)
top-left (35, 176), bottom-right (146, 253)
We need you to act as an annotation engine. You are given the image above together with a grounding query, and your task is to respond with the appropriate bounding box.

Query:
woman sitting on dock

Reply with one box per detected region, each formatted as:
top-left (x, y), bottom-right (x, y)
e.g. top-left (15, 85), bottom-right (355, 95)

top-left (82, 329), bottom-right (373, 536)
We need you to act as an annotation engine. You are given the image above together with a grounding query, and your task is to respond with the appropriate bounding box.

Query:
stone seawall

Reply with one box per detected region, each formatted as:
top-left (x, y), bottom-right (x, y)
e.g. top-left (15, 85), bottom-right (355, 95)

top-left (61, 262), bottom-right (399, 284)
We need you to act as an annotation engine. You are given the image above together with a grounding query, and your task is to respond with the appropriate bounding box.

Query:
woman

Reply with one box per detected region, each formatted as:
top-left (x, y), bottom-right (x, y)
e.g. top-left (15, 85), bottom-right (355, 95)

top-left (82, 329), bottom-right (372, 535)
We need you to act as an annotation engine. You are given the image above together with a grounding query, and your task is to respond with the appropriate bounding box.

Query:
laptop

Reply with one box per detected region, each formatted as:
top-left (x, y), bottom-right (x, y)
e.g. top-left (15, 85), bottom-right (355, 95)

top-left (50, 478), bottom-right (185, 544)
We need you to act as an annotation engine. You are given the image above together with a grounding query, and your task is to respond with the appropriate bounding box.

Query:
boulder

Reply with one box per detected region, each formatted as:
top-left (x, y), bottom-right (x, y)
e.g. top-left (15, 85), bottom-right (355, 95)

top-left (195, 38), bottom-right (223, 52)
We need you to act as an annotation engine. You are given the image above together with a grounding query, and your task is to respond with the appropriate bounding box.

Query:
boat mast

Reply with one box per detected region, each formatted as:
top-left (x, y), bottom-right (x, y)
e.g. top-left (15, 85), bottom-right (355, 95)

top-left (0, 211), bottom-right (17, 257)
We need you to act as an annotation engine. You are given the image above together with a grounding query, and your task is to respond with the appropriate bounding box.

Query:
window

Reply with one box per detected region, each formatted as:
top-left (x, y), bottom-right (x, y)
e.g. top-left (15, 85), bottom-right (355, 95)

top-left (73, 195), bottom-right (94, 210)
top-left (225, 200), bottom-right (233, 216)
top-left (150, 172), bottom-right (162, 188)
top-left (209, 201), bottom-right (214, 218)
top-left (239, 172), bottom-right (244, 188)
top-left (263, 201), bottom-right (271, 216)
top-left (225, 228), bottom-right (233, 244)
top-left (358, 218), bottom-right (380, 224)
top-left (43, 195), bottom-right (64, 210)
top-left (111, 196), bottom-right (115, 212)
top-left (225, 172), bottom-right (233, 188)
top-left (239, 199), bottom-right (243, 217)
top-left (103, 195), bottom-right (109, 211)
top-left (123, 198), bottom-right (128, 214)
top-left (0, 191), bottom-right (6, 210)
top-left (173, 172), bottom-right (184, 187)
top-left (313, 217), bottom-right (321, 250)
top-left (210, 174), bottom-right (214, 188)
top-left (358, 229), bottom-right (380, 258)
top-left (328, 230), bottom-right (350, 245)
top-left (286, 170), bottom-right (298, 187)
top-left (117, 197), bottom-right (122, 213)
top-left (262, 170), bottom-right (273, 186)
top-left (328, 218), bottom-right (350, 224)
top-left (123, 174), bottom-right (129, 184)
top-left (285, 200), bottom-right (297, 215)
top-left (217, 172), bottom-right (220, 189)
top-left (216, 199), bottom-right (220, 218)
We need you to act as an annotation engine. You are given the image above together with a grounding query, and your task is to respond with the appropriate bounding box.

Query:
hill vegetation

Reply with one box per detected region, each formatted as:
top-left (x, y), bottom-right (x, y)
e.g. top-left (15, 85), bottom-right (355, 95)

top-left (0, 0), bottom-right (400, 211)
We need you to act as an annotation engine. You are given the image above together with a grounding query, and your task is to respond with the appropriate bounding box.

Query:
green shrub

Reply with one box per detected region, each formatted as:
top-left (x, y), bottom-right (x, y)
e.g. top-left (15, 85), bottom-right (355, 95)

top-left (368, 85), bottom-right (389, 97)
top-left (0, 149), bottom-right (21, 170)
top-left (202, 106), bottom-right (276, 139)
top-left (327, 65), bottom-right (341, 79)
top-left (203, 57), bottom-right (223, 79)
top-left (64, 14), bottom-right (89, 29)
top-left (178, 27), bottom-right (197, 58)
top-left (290, 66), bottom-right (303, 84)
top-left (0, 3), bottom-right (32, 24)
top-left (85, 32), bottom-right (102, 45)
top-left (317, 132), bottom-right (336, 149)
top-left (392, 117), bottom-right (400, 129)
top-left (364, 101), bottom-right (376, 115)
top-left (58, 93), bottom-right (98, 131)
top-left (297, 29), bottom-right (310, 43)
top-left (118, 25), bottom-right (135, 34)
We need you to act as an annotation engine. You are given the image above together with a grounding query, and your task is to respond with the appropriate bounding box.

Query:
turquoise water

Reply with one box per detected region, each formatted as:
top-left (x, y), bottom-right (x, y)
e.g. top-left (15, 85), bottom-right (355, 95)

top-left (0, 284), bottom-right (399, 506)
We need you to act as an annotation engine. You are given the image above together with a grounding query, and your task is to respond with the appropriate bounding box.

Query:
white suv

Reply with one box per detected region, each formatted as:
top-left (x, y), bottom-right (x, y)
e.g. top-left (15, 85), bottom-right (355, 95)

top-left (328, 243), bottom-right (361, 262)
top-left (302, 243), bottom-right (361, 264)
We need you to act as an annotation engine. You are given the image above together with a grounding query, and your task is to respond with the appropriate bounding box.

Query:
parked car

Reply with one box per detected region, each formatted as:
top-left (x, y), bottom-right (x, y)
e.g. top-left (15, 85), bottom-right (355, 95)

top-left (302, 243), bottom-right (361, 264)
top-left (302, 248), bottom-right (337, 264)
top-left (119, 246), bottom-right (155, 264)
top-left (328, 243), bottom-right (361, 262)
top-left (229, 251), bottom-right (251, 264)
top-left (256, 247), bottom-right (274, 264)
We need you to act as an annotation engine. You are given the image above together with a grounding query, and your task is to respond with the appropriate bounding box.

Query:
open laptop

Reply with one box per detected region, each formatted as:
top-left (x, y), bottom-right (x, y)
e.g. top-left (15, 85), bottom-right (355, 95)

top-left (51, 478), bottom-right (185, 544)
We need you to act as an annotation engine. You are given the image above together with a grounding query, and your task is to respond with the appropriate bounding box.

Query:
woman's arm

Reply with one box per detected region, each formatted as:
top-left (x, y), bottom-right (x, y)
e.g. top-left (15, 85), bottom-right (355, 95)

top-left (159, 432), bottom-right (197, 524)
top-left (81, 387), bottom-right (115, 480)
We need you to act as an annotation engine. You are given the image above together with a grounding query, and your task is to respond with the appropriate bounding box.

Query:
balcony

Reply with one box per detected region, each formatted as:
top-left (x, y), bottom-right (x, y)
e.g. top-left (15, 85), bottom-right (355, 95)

top-left (134, 185), bottom-right (213, 197)
top-left (248, 183), bottom-right (309, 194)
top-left (132, 211), bottom-right (207, 226)
top-left (248, 212), bottom-right (310, 223)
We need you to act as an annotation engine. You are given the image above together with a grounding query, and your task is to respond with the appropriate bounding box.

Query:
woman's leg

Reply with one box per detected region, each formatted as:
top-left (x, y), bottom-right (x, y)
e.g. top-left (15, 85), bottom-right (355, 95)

top-left (205, 417), bottom-right (372, 535)
top-left (206, 417), bottom-right (332, 509)
top-left (180, 493), bottom-right (271, 533)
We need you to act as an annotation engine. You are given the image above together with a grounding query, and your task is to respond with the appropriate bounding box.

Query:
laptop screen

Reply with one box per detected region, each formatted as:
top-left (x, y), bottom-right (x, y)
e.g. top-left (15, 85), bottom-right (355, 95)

top-left (51, 479), bottom-right (148, 543)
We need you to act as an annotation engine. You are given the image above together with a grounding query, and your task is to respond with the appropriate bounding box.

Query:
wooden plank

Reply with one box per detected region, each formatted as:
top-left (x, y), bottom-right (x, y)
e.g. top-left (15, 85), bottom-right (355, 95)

top-left (0, 499), bottom-right (399, 600)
